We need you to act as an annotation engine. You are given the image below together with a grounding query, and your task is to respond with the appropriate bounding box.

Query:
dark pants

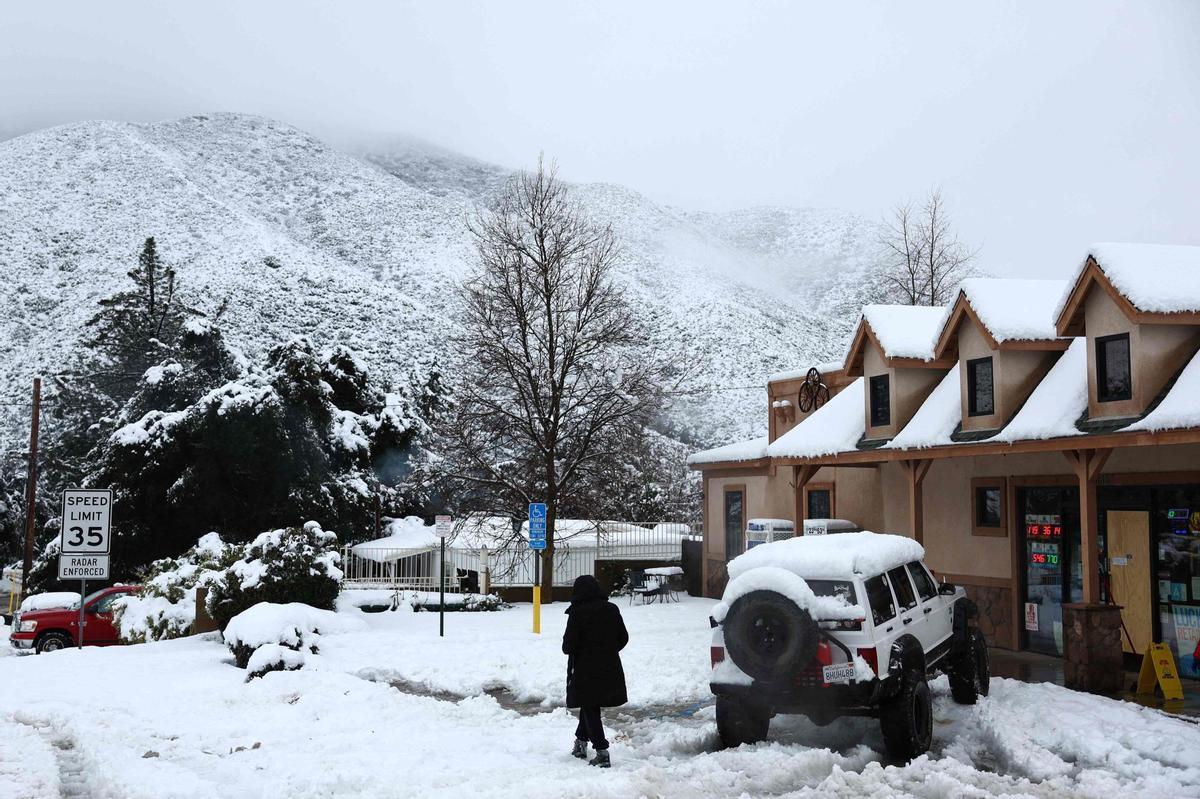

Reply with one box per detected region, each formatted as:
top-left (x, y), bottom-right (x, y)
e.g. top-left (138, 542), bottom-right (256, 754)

top-left (574, 706), bottom-right (608, 750)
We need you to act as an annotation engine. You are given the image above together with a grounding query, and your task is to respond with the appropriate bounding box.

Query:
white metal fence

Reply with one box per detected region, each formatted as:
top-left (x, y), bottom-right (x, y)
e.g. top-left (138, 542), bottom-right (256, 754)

top-left (341, 520), bottom-right (697, 592)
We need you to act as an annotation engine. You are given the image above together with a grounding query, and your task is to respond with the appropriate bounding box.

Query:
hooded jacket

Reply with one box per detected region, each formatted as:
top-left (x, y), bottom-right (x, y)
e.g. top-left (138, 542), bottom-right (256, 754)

top-left (562, 575), bottom-right (629, 708)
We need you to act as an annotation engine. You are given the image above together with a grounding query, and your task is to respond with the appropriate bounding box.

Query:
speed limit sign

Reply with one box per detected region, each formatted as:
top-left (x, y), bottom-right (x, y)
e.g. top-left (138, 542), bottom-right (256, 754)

top-left (60, 488), bottom-right (113, 554)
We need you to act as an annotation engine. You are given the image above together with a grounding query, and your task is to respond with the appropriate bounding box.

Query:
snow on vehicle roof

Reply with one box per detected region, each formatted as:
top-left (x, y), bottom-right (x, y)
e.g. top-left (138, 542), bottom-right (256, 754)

top-left (1124, 347), bottom-right (1200, 434)
top-left (1056, 243), bottom-right (1200, 318)
top-left (884, 363), bottom-right (961, 450)
top-left (687, 435), bottom-right (768, 465)
top-left (727, 531), bottom-right (925, 581)
top-left (767, 359), bottom-right (843, 384)
top-left (959, 278), bottom-right (1068, 342)
top-left (862, 305), bottom-right (949, 361)
top-left (766, 378), bottom-right (864, 458)
top-left (989, 337), bottom-right (1087, 443)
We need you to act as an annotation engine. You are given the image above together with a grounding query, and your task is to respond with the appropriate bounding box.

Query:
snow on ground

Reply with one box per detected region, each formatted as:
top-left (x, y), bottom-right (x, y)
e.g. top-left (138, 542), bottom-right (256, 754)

top-left (2, 596), bottom-right (1199, 798)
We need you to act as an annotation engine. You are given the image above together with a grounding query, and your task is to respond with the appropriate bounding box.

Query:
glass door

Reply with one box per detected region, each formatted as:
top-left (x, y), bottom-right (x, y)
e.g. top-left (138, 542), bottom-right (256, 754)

top-left (1020, 487), bottom-right (1080, 656)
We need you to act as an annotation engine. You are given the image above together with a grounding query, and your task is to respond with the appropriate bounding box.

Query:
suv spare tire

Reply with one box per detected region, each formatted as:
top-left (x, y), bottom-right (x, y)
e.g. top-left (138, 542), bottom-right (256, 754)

top-left (723, 590), bottom-right (820, 681)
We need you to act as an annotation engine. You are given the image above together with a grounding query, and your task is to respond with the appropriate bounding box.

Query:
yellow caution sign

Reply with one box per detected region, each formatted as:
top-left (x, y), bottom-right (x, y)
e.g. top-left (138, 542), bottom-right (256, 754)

top-left (1136, 642), bottom-right (1184, 701)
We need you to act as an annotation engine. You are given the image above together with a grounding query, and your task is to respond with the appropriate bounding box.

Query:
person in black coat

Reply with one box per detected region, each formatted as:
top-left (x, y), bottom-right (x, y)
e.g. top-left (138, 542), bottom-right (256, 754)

top-left (562, 574), bottom-right (628, 768)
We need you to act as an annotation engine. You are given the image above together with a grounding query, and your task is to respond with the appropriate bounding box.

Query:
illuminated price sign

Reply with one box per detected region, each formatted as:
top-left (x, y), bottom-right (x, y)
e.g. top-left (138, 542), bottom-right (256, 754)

top-left (1025, 524), bottom-right (1062, 538)
top-left (1029, 552), bottom-right (1060, 566)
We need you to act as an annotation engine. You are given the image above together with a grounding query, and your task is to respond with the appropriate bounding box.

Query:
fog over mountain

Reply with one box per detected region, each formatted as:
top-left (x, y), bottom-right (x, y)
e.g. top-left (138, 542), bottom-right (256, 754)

top-left (0, 113), bottom-right (888, 449)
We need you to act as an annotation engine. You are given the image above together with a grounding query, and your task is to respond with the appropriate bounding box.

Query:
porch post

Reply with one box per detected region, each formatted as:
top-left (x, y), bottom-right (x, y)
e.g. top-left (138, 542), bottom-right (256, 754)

top-left (1061, 448), bottom-right (1121, 693)
top-left (791, 464), bottom-right (820, 534)
top-left (901, 459), bottom-right (931, 544)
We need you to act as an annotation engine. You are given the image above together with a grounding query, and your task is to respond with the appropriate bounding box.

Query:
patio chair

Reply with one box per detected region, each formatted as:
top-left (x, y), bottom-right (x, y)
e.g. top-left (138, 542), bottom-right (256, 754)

top-left (664, 572), bottom-right (687, 602)
top-left (628, 569), bottom-right (669, 605)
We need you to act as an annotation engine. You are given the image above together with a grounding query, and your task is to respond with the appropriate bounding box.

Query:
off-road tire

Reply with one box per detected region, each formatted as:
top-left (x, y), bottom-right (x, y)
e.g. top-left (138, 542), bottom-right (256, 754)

top-left (722, 590), bottom-right (820, 681)
top-left (949, 628), bottom-right (990, 705)
top-left (880, 671), bottom-right (933, 762)
top-left (36, 631), bottom-right (73, 654)
top-left (715, 695), bottom-right (771, 748)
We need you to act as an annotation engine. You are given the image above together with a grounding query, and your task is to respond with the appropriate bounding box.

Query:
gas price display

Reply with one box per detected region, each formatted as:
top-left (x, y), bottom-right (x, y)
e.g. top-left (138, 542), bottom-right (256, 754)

top-left (1028, 540), bottom-right (1060, 569)
top-left (1025, 513), bottom-right (1063, 539)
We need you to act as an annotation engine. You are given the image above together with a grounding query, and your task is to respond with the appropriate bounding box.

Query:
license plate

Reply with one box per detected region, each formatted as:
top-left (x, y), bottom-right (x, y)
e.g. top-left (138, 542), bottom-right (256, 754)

top-left (821, 662), bottom-right (856, 684)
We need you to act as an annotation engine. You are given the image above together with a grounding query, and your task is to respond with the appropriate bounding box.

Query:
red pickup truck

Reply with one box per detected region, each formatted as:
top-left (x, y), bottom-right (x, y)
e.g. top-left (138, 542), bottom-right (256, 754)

top-left (9, 586), bottom-right (139, 653)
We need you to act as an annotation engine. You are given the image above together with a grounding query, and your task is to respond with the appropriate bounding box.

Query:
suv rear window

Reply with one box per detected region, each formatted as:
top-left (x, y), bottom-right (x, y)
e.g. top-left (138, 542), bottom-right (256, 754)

top-left (805, 579), bottom-right (857, 605)
top-left (906, 562), bottom-right (937, 602)
top-left (887, 567), bottom-right (918, 611)
top-left (864, 575), bottom-right (896, 625)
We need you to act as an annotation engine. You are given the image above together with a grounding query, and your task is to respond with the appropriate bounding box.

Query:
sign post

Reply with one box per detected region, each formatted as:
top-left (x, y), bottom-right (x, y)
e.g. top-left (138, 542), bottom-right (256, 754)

top-left (434, 515), bottom-right (452, 637)
top-left (58, 488), bottom-right (113, 649)
top-left (528, 503), bottom-right (547, 635)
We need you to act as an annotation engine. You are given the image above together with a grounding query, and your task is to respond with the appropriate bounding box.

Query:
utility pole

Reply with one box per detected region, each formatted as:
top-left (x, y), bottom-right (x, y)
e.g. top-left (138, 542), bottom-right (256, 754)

top-left (20, 377), bottom-right (41, 602)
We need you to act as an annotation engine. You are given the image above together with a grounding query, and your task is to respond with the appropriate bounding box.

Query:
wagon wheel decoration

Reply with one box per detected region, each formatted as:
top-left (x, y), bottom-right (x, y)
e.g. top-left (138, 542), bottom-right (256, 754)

top-left (797, 368), bottom-right (831, 413)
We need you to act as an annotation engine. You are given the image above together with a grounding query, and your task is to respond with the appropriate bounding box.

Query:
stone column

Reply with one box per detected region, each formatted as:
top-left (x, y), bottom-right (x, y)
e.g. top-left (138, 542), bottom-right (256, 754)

top-left (1063, 603), bottom-right (1124, 693)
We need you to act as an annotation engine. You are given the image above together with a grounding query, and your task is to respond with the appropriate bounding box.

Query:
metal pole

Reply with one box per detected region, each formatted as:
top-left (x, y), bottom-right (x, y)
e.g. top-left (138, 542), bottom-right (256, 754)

top-left (78, 579), bottom-right (85, 650)
top-left (439, 537), bottom-right (445, 638)
top-left (19, 377), bottom-right (41, 604)
top-left (532, 550), bottom-right (541, 634)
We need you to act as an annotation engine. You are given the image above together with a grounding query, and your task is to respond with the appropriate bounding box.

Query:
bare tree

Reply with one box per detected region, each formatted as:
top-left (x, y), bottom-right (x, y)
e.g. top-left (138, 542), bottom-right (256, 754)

top-left (443, 158), bottom-right (669, 597)
top-left (878, 189), bottom-right (977, 306)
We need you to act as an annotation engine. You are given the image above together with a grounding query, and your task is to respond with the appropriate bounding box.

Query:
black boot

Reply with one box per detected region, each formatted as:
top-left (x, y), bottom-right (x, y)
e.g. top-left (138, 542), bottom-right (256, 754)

top-left (571, 739), bottom-right (588, 759)
top-left (589, 749), bottom-right (610, 768)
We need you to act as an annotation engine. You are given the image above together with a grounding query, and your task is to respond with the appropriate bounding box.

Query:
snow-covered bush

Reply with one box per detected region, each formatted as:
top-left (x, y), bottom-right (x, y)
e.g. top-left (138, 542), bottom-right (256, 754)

top-left (223, 601), bottom-right (364, 675)
top-left (207, 522), bottom-right (342, 630)
top-left (410, 592), bottom-right (510, 612)
top-left (112, 533), bottom-right (239, 643)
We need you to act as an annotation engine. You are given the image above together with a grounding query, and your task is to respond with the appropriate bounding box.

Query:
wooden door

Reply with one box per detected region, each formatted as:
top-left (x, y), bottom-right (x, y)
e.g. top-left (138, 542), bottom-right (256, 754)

top-left (1107, 510), bottom-right (1152, 655)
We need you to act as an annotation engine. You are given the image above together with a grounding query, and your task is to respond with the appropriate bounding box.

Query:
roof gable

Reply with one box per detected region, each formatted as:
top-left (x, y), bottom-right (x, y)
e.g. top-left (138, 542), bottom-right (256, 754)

top-left (1056, 244), bottom-right (1200, 335)
top-left (936, 279), bottom-right (1070, 357)
top-left (843, 305), bottom-right (954, 374)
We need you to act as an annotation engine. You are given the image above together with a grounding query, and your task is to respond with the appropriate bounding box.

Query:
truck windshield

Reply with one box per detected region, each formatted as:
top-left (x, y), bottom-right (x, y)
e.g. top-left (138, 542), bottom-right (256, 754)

top-left (74, 588), bottom-right (109, 608)
top-left (805, 579), bottom-right (857, 605)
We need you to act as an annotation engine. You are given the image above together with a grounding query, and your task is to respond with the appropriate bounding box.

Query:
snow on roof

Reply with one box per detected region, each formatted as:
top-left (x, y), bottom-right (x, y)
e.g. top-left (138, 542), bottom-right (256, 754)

top-left (727, 531), bottom-right (925, 581)
top-left (885, 364), bottom-right (961, 450)
top-left (766, 378), bottom-right (864, 458)
top-left (1124, 347), bottom-right (1200, 434)
top-left (687, 435), bottom-right (768, 466)
top-left (989, 337), bottom-right (1087, 443)
top-left (353, 517), bottom-right (439, 557)
top-left (767, 359), bottom-right (843, 384)
top-left (1056, 243), bottom-right (1200, 318)
top-left (959, 278), bottom-right (1069, 342)
top-left (862, 305), bottom-right (949, 361)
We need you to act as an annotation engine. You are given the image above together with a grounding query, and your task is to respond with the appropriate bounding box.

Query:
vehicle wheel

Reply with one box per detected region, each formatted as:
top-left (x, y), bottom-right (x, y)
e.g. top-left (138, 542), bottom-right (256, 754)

top-left (722, 590), bottom-right (820, 681)
top-left (949, 628), bottom-right (990, 704)
top-left (715, 695), bottom-right (771, 748)
top-left (36, 632), bottom-right (73, 654)
top-left (879, 671), bottom-right (933, 762)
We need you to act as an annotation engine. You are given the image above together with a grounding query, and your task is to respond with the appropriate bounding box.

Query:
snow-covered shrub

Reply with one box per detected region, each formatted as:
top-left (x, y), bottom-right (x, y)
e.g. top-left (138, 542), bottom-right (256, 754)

top-left (112, 533), bottom-right (239, 643)
top-left (223, 601), bottom-right (364, 674)
top-left (409, 592), bottom-right (510, 612)
top-left (207, 522), bottom-right (342, 630)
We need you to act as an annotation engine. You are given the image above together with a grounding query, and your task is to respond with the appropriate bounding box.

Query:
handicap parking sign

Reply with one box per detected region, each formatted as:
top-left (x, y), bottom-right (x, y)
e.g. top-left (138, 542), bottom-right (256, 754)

top-left (528, 503), bottom-right (547, 550)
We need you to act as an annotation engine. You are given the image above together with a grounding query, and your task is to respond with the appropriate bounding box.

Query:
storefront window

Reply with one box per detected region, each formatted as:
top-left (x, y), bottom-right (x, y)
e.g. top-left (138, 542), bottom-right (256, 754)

top-left (1020, 486), bottom-right (1080, 656)
top-left (1153, 487), bottom-right (1200, 679)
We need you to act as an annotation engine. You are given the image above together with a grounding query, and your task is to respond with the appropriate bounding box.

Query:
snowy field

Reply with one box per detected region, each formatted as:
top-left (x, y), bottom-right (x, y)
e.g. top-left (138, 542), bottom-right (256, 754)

top-left (2, 597), bottom-right (1199, 799)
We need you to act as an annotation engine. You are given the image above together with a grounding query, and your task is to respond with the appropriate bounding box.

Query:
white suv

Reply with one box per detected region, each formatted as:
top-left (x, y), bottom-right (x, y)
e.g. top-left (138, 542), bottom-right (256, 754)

top-left (709, 531), bottom-right (989, 761)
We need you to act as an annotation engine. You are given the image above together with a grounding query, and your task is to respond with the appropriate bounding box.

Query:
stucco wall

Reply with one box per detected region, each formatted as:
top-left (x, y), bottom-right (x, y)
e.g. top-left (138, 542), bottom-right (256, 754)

top-left (958, 321), bottom-right (1057, 432)
top-left (861, 343), bottom-right (944, 440)
top-left (1084, 288), bottom-right (1200, 420)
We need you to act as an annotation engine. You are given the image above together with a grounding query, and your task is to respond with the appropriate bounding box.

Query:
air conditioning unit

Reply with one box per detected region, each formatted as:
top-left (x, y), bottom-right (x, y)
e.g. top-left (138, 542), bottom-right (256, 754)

top-left (745, 518), bottom-right (796, 549)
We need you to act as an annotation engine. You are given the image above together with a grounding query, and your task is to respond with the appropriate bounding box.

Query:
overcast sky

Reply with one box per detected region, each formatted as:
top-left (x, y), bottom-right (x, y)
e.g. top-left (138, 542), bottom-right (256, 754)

top-left (2, 2), bottom-right (1197, 278)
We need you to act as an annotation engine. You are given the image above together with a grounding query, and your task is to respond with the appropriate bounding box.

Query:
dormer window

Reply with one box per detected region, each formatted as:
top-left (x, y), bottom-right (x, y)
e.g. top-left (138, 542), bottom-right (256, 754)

top-left (869, 374), bottom-right (890, 427)
top-left (1096, 333), bottom-right (1132, 403)
top-left (967, 357), bottom-right (995, 417)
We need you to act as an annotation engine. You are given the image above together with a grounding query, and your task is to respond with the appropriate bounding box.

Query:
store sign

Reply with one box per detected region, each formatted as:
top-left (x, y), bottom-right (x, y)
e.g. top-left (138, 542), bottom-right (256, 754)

top-left (1024, 513), bottom-right (1063, 539)
top-left (1024, 602), bottom-right (1039, 631)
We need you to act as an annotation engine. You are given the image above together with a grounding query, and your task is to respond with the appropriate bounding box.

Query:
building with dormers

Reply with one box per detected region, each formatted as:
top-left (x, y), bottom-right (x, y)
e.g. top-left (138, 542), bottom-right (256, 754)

top-left (689, 243), bottom-right (1200, 691)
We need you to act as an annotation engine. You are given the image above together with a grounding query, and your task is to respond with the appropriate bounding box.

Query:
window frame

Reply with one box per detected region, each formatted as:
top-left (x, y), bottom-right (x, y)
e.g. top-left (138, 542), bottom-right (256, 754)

top-left (804, 483), bottom-right (835, 520)
top-left (886, 566), bottom-right (919, 611)
top-left (966, 356), bottom-right (995, 417)
top-left (906, 561), bottom-right (938, 602)
top-left (869, 373), bottom-right (891, 428)
top-left (864, 574), bottom-right (897, 626)
top-left (1095, 332), bottom-right (1132, 403)
top-left (971, 476), bottom-right (1007, 537)
top-left (723, 485), bottom-right (746, 559)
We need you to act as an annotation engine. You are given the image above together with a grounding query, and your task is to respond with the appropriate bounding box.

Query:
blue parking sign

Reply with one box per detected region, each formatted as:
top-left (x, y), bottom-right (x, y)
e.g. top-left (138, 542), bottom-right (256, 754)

top-left (529, 503), bottom-right (548, 550)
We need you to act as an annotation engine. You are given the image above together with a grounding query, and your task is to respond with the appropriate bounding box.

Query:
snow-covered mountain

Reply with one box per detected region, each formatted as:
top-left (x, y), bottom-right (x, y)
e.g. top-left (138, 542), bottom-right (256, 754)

top-left (0, 113), bottom-right (884, 449)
